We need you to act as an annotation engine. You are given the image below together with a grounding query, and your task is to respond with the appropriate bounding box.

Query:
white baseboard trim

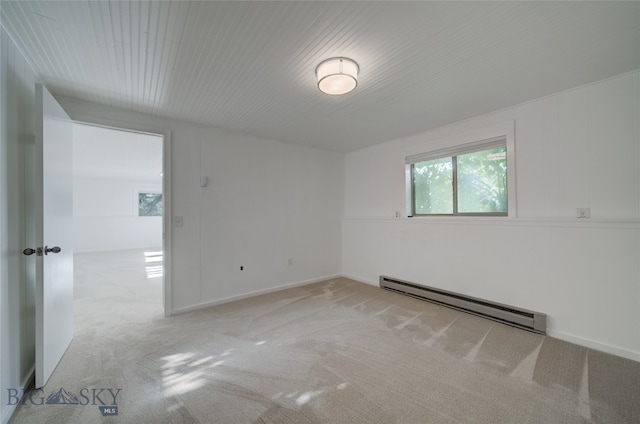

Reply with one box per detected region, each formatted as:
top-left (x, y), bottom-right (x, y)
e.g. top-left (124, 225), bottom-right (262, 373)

top-left (21, 365), bottom-right (35, 394)
top-left (1, 366), bottom-right (35, 424)
top-left (340, 273), bottom-right (377, 286)
top-left (1, 405), bottom-right (14, 424)
top-left (171, 274), bottom-right (342, 315)
top-left (547, 330), bottom-right (640, 362)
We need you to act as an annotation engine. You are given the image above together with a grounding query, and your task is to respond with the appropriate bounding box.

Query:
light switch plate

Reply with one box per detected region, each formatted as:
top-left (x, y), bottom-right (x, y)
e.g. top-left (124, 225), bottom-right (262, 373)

top-left (174, 216), bottom-right (184, 227)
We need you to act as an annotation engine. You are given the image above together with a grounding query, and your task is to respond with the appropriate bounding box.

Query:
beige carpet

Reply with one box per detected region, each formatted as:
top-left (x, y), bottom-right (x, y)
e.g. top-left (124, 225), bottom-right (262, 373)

top-left (9, 249), bottom-right (640, 423)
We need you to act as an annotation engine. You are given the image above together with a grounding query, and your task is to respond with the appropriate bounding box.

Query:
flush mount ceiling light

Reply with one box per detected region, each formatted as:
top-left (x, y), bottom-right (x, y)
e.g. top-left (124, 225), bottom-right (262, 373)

top-left (315, 57), bottom-right (359, 95)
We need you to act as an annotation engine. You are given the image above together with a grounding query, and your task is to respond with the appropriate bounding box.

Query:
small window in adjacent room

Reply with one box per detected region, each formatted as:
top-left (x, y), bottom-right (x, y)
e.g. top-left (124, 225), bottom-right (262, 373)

top-left (406, 136), bottom-right (508, 216)
top-left (138, 192), bottom-right (163, 216)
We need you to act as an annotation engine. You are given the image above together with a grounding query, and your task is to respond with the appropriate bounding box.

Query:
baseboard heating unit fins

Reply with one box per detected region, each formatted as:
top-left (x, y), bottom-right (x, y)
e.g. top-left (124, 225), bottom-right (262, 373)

top-left (379, 276), bottom-right (546, 334)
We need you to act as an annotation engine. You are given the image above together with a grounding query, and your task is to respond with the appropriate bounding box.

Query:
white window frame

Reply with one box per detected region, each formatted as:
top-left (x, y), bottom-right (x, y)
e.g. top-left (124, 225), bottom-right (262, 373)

top-left (135, 189), bottom-right (163, 217)
top-left (403, 121), bottom-right (516, 218)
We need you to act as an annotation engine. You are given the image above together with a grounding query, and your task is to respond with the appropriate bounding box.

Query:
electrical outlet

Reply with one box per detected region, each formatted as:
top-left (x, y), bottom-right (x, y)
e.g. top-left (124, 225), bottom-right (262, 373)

top-left (395, 211), bottom-right (401, 218)
top-left (576, 208), bottom-right (590, 219)
top-left (287, 258), bottom-right (293, 267)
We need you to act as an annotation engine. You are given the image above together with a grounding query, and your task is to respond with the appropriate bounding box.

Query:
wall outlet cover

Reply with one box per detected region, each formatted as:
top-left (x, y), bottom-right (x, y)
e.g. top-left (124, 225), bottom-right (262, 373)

top-left (576, 208), bottom-right (591, 219)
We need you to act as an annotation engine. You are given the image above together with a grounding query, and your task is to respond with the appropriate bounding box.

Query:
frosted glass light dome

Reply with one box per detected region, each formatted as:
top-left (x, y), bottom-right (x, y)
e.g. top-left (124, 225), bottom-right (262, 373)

top-left (316, 57), bottom-right (359, 95)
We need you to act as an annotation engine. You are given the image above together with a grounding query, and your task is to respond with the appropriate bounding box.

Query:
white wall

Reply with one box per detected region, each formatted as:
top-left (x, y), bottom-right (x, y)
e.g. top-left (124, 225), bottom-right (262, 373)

top-left (73, 177), bottom-right (162, 252)
top-left (343, 71), bottom-right (640, 361)
top-left (58, 97), bottom-right (345, 314)
top-left (73, 124), bottom-right (163, 252)
top-left (0, 27), bottom-right (37, 424)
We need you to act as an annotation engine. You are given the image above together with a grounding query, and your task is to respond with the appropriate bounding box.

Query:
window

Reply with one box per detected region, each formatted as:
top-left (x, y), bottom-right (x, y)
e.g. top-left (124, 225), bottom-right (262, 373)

top-left (406, 136), bottom-right (508, 216)
top-left (138, 192), bottom-right (163, 216)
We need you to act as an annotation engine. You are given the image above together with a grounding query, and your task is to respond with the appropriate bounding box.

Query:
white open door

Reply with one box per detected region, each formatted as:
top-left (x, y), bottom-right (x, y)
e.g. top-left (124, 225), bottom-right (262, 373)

top-left (30, 83), bottom-right (74, 388)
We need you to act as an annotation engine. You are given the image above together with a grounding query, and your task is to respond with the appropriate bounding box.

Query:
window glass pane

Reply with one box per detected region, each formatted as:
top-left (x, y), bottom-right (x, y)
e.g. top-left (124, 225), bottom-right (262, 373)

top-left (457, 147), bottom-right (507, 213)
top-left (139, 193), bottom-right (163, 216)
top-left (413, 157), bottom-right (453, 214)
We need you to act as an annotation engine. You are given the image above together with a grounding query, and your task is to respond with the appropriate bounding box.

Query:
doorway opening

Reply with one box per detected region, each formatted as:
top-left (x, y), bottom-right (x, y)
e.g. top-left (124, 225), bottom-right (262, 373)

top-left (72, 123), bottom-right (168, 320)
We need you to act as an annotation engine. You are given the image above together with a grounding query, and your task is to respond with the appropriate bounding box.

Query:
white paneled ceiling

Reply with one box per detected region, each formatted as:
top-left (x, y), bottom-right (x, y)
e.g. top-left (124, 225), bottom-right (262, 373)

top-left (2, 1), bottom-right (639, 152)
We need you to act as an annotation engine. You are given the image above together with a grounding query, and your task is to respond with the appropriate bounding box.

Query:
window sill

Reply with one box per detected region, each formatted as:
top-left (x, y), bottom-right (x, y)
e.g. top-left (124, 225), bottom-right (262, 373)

top-left (342, 215), bottom-right (640, 229)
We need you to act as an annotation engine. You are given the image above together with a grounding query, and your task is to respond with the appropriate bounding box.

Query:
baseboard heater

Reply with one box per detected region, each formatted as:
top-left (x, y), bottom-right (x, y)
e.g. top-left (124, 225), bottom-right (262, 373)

top-left (379, 276), bottom-right (546, 334)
